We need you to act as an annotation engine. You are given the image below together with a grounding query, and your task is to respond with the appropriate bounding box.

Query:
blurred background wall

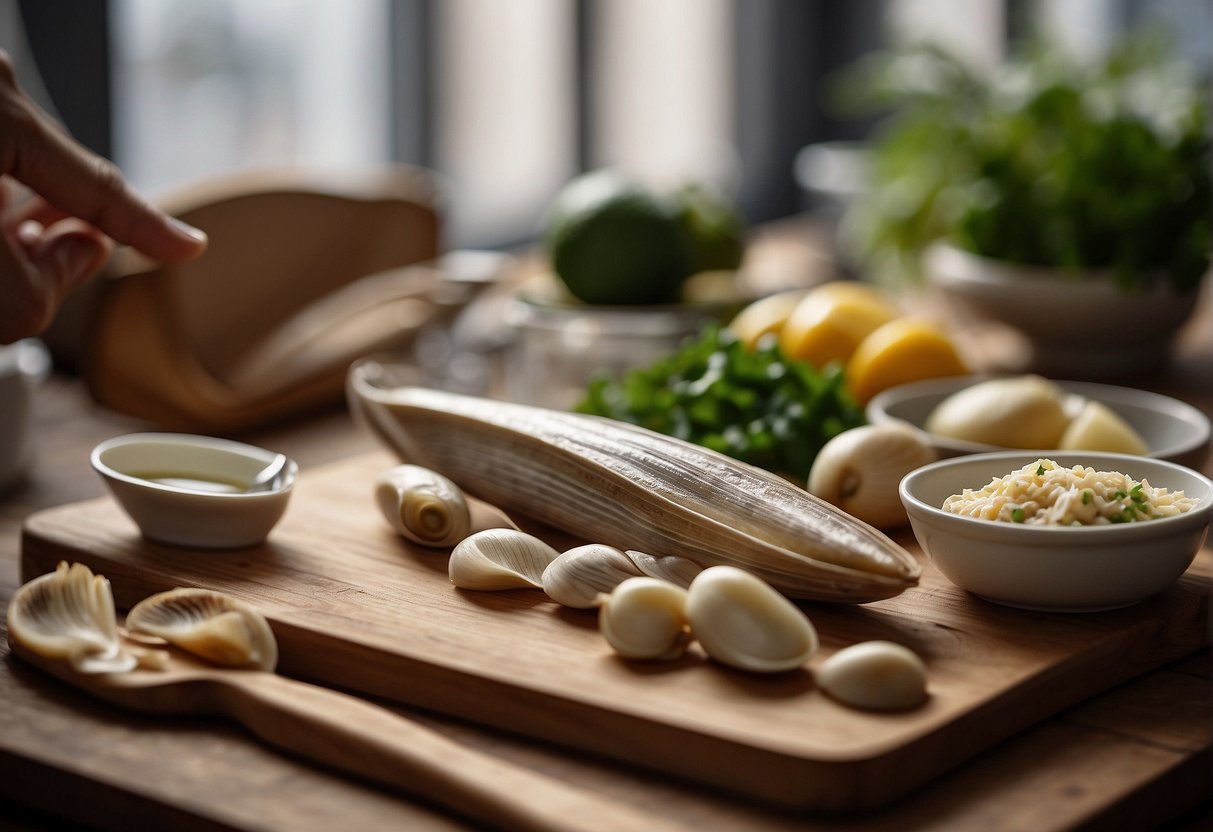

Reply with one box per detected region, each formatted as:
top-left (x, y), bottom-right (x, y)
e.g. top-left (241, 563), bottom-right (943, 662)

top-left (3, 0), bottom-right (1210, 250)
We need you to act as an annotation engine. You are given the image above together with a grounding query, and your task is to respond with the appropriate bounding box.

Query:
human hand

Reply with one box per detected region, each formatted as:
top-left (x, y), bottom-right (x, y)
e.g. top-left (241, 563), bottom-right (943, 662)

top-left (0, 50), bottom-right (208, 345)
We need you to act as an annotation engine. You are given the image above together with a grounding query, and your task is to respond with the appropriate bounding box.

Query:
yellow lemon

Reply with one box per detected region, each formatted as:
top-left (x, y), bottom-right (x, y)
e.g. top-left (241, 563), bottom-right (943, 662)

top-left (779, 282), bottom-right (899, 368)
top-left (727, 289), bottom-right (809, 349)
top-left (846, 318), bottom-right (968, 405)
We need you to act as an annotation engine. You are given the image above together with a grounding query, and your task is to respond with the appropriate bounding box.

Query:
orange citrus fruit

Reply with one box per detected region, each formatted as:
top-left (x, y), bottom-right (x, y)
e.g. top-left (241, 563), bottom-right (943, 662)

top-left (846, 318), bottom-right (968, 405)
top-left (779, 282), bottom-right (899, 368)
top-left (727, 289), bottom-right (809, 349)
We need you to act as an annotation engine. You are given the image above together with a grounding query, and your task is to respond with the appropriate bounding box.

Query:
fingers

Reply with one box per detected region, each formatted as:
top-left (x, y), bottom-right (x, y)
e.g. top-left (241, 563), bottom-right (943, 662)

top-left (3, 73), bottom-right (207, 263)
top-left (7, 193), bottom-right (69, 228)
top-left (0, 218), bottom-right (111, 344)
top-left (33, 219), bottom-right (113, 293)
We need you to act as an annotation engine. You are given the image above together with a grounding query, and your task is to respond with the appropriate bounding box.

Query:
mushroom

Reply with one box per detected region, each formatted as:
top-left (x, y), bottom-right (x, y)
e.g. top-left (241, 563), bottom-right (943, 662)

top-left (126, 588), bottom-right (278, 671)
top-left (807, 423), bottom-right (936, 529)
top-left (6, 562), bottom-right (137, 674)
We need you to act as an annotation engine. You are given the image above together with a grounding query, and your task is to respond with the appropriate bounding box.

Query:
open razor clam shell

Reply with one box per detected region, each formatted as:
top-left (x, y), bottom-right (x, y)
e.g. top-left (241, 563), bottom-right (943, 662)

top-left (6, 562), bottom-right (137, 674)
top-left (126, 588), bottom-right (278, 671)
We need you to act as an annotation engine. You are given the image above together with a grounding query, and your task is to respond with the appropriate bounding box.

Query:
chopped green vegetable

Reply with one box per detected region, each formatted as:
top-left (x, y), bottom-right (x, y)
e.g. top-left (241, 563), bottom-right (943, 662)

top-left (575, 325), bottom-right (866, 480)
top-left (1036, 464), bottom-right (1046, 476)
top-left (1082, 490), bottom-right (1092, 505)
top-left (1011, 507), bottom-right (1026, 523)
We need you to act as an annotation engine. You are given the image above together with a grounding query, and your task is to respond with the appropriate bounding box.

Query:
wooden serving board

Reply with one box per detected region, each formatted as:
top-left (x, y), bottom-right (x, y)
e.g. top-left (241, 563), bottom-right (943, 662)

top-left (20, 452), bottom-right (1211, 813)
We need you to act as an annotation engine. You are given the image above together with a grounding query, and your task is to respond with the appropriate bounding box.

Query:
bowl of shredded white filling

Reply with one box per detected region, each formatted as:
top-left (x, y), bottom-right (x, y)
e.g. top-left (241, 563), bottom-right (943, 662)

top-left (900, 452), bottom-right (1212, 611)
top-left (942, 458), bottom-right (1199, 526)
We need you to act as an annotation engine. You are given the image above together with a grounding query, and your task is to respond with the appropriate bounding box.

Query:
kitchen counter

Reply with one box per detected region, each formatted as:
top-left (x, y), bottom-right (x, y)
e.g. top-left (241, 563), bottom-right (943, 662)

top-left (1, 231), bottom-right (1210, 830)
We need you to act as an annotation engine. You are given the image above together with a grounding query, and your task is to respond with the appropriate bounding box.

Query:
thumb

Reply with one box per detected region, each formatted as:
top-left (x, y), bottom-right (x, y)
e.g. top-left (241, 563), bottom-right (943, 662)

top-left (32, 223), bottom-right (113, 294)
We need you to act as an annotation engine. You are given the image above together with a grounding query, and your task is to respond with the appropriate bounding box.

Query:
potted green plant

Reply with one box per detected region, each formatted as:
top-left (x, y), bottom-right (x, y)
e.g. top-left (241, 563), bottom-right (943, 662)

top-left (843, 33), bottom-right (1211, 378)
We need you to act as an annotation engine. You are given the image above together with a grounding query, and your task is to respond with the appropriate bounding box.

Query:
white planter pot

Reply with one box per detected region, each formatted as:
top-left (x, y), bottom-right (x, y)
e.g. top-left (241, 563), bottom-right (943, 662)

top-left (924, 243), bottom-right (1202, 379)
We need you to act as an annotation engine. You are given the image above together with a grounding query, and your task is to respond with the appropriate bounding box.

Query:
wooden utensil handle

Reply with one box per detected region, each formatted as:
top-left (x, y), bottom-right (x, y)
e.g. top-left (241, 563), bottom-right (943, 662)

top-left (217, 672), bottom-right (672, 832)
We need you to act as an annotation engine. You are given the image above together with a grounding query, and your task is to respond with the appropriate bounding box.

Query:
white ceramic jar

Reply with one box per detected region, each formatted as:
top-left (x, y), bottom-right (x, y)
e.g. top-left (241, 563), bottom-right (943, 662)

top-left (0, 339), bottom-right (51, 490)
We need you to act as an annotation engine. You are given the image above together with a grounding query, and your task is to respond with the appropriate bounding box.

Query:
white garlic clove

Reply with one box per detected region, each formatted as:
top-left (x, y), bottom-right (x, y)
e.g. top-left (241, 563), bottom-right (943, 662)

top-left (807, 423), bottom-right (936, 530)
top-left (127, 587), bottom-right (278, 671)
top-left (625, 550), bottom-right (703, 589)
top-left (449, 529), bottom-right (560, 590)
top-left (686, 566), bottom-right (818, 673)
top-left (375, 464), bottom-right (472, 547)
top-left (542, 544), bottom-right (642, 608)
top-left (598, 577), bottom-right (691, 661)
top-left (816, 640), bottom-right (927, 711)
top-left (6, 561), bottom-right (137, 674)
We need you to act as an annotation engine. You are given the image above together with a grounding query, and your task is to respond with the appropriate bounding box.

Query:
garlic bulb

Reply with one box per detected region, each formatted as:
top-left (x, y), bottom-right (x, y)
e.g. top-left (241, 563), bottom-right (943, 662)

top-left (598, 577), bottom-right (691, 661)
top-left (685, 566), bottom-right (818, 673)
top-left (815, 640), bottom-right (927, 711)
top-left (625, 550), bottom-right (703, 588)
top-left (807, 424), bottom-right (935, 530)
top-left (6, 561), bottom-right (136, 674)
top-left (542, 545), bottom-right (643, 608)
top-left (375, 464), bottom-right (471, 547)
top-left (449, 529), bottom-right (560, 590)
top-left (126, 587), bottom-right (278, 671)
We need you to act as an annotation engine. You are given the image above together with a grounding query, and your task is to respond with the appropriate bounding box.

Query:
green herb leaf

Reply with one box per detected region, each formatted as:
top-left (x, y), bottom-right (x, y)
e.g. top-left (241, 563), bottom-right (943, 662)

top-left (846, 32), bottom-right (1211, 291)
top-left (575, 325), bottom-right (865, 480)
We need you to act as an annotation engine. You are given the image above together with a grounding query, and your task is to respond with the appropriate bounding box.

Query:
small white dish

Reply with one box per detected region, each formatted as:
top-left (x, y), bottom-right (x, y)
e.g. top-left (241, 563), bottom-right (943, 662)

top-left (867, 375), bottom-right (1211, 470)
top-left (900, 452), bottom-right (1212, 612)
top-left (91, 433), bottom-right (297, 549)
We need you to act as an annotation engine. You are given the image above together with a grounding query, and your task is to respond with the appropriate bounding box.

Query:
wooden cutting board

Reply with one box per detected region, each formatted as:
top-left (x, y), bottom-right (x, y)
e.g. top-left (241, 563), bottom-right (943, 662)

top-left (20, 451), bottom-right (1210, 813)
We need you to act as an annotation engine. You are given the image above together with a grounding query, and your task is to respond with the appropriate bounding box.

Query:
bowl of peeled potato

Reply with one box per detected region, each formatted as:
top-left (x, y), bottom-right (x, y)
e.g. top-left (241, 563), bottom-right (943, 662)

top-left (868, 374), bottom-right (1210, 471)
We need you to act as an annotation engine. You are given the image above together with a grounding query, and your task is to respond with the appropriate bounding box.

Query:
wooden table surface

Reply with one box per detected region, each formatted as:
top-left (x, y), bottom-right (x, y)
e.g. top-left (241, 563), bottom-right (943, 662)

top-left (1, 231), bottom-right (1211, 830)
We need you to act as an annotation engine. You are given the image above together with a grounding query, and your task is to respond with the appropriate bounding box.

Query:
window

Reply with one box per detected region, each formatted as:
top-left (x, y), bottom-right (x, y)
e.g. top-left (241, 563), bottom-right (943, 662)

top-left (12, 0), bottom-right (1211, 249)
top-left (110, 0), bottom-right (391, 193)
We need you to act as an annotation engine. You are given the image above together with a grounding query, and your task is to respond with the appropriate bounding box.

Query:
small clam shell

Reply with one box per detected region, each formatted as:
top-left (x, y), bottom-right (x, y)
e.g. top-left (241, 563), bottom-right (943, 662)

top-left (449, 529), bottom-right (560, 590)
top-left (686, 566), bottom-right (818, 673)
top-left (542, 544), bottom-right (643, 608)
top-left (7, 561), bottom-right (136, 674)
top-left (126, 588), bottom-right (278, 671)
top-left (375, 464), bottom-right (471, 547)
top-left (625, 550), bottom-right (703, 589)
top-left (816, 640), bottom-right (927, 711)
top-left (598, 577), bottom-right (690, 661)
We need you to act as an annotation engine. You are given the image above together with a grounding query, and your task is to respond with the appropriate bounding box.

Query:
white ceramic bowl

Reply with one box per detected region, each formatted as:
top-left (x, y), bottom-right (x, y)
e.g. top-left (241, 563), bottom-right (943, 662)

top-left (867, 375), bottom-right (1211, 470)
top-left (900, 452), bottom-right (1212, 612)
top-left (91, 433), bottom-right (297, 548)
top-left (924, 242), bottom-right (1202, 379)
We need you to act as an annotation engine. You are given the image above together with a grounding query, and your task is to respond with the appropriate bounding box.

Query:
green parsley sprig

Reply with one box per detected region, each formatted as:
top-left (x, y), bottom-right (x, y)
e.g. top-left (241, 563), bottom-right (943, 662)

top-left (575, 327), bottom-right (866, 481)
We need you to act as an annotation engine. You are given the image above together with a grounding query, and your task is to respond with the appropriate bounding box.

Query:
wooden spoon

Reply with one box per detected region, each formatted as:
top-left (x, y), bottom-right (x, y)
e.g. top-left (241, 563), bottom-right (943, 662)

top-left (8, 634), bottom-right (677, 832)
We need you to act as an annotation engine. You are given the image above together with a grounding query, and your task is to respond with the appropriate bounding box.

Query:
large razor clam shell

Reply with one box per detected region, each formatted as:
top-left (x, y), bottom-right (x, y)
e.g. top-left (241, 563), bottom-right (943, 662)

top-left (348, 365), bottom-right (919, 603)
